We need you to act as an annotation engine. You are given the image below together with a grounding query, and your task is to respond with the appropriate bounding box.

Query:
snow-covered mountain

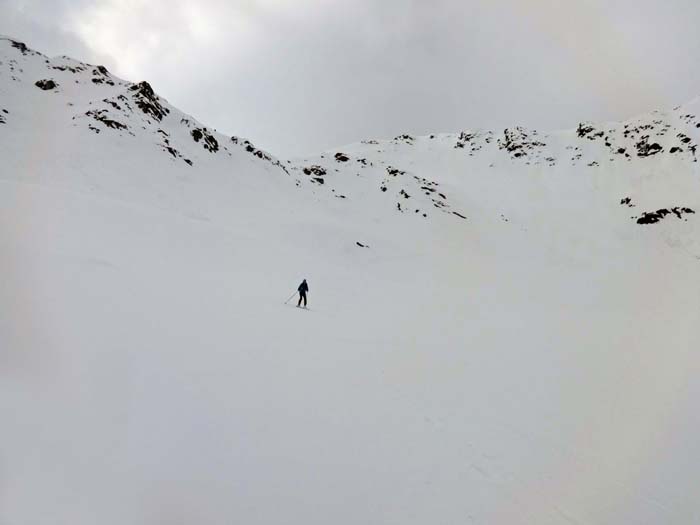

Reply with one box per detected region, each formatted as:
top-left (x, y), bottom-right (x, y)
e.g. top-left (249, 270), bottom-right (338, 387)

top-left (293, 108), bottom-right (700, 226)
top-left (2, 36), bottom-right (699, 525)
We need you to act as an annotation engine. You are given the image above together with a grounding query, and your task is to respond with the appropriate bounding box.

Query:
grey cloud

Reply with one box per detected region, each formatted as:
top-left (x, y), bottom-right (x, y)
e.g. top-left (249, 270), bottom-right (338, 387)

top-left (0, 0), bottom-right (104, 63)
top-left (2, 0), bottom-right (700, 157)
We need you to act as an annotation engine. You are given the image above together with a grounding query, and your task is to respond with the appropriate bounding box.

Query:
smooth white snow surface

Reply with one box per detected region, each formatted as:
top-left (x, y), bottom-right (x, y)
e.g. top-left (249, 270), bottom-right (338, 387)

top-left (1, 36), bottom-right (700, 524)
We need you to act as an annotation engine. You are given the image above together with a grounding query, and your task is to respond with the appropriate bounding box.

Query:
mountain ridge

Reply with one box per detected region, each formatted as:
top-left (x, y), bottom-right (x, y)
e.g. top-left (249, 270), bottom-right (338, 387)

top-left (3, 35), bottom-right (699, 259)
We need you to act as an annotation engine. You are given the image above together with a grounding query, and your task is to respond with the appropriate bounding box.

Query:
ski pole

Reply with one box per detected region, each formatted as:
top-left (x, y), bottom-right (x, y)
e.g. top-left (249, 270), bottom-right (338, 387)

top-left (284, 290), bottom-right (297, 304)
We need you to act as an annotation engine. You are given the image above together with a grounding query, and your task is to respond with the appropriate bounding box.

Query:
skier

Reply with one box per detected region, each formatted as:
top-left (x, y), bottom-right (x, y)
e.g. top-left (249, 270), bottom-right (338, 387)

top-left (297, 279), bottom-right (309, 308)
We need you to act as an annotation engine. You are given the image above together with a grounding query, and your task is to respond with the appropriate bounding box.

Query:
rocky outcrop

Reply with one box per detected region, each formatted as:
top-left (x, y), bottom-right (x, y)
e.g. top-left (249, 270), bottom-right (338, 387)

top-left (498, 127), bottom-right (546, 159)
top-left (302, 165), bottom-right (326, 184)
top-left (636, 207), bottom-right (695, 224)
top-left (191, 128), bottom-right (219, 153)
top-left (85, 109), bottom-right (127, 130)
top-left (230, 136), bottom-right (289, 174)
top-left (35, 79), bottom-right (58, 90)
top-left (635, 137), bottom-right (663, 157)
top-left (129, 81), bottom-right (169, 121)
top-left (394, 134), bottom-right (415, 144)
top-left (91, 66), bottom-right (115, 86)
top-left (6, 38), bottom-right (40, 57)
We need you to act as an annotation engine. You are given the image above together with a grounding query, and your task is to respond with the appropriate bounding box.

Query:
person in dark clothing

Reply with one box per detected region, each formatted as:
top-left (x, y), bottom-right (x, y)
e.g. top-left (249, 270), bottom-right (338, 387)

top-left (297, 279), bottom-right (309, 307)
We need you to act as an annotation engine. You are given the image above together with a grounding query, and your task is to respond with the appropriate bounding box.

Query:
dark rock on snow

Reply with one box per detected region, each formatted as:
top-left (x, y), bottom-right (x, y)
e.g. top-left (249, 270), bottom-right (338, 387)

top-left (35, 79), bottom-right (58, 90)
top-left (191, 128), bottom-right (219, 153)
top-left (129, 81), bottom-right (170, 122)
top-left (636, 207), bottom-right (695, 224)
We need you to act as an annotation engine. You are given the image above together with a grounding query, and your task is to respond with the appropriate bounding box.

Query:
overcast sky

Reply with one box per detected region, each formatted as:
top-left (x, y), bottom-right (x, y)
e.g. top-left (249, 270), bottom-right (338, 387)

top-left (2, 0), bottom-right (700, 157)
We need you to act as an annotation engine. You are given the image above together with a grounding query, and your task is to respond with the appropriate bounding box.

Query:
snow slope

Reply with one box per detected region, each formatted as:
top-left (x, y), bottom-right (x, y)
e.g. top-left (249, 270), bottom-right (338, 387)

top-left (2, 36), bottom-right (700, 525)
